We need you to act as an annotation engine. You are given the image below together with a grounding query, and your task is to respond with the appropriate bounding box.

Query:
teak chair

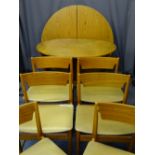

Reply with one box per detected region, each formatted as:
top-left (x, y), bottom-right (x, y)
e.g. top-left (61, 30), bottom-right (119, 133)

top-left (79, 103), bottom-right (135, 155)
top-left (77, 72), bottom-right (130, 104)
top-left (19, 102), bottom-right (67, 155)
top-left (77, 57), bottom-right (119, 74)
top-left (76, 73), bottom-right (131, 155)
top-left (31, 56), bottom-right (73, 82)
top-left (20, 72), bottom-right (73, 154)
top-left (20, 72), bottom-right (72, 103)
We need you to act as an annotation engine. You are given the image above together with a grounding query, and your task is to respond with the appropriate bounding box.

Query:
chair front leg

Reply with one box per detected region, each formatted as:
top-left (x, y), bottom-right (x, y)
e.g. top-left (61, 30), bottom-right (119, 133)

top-left (128, 135), bottom-right (135, 152)
top-left (76, 131), bottom-right (80, 155)
top-left (68, 130), bottom-right (72, 155)
top-left (19, 140), bottom-right (23, 153)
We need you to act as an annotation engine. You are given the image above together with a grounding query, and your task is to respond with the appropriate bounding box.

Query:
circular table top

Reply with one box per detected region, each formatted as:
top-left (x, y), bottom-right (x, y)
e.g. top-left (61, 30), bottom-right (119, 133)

top-left (36, 39), bottom-right (116, 58)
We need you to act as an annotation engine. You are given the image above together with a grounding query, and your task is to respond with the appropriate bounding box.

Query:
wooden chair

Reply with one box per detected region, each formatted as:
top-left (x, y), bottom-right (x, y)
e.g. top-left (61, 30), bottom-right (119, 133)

top-left (20, 72), bottom-right (73, 154)
top-left (31, 56), bottom-right (73, 81)
top-left (76, 72), bottom-right (131, 155)
top-left (20, 72), bottom-right (72, 103)
top-left (41, 5), bottom-right (114, 42)
top-left (77, 72), bottom-right (130, 104)
top-left (77, 57), bottom-right (119, 74)
top-left (78, 103), bottom-right (135, 155)
top-left (19, 102), bottom-right (67, 155)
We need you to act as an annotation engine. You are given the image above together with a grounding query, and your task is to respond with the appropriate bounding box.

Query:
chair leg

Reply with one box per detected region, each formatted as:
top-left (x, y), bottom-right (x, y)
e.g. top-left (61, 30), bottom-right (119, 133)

top-left (76, 131), bottom-right (80, 155)
top-left (128, 136), bottom-right (135, 152)
top-left (68, 131), bottom-right (72, 155)
top-left (19, 140), bottom-right (23, 153)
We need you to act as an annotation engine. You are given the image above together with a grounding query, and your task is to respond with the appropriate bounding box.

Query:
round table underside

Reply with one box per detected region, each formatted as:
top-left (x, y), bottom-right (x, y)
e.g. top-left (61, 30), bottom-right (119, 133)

top-left (36, 39), bottom-right (116, 57)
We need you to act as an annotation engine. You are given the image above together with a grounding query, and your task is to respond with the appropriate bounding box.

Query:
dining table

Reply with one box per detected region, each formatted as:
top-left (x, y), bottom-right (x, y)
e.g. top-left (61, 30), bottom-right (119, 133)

top-left (36, 38), bottom-right (116, 82)
top-left (36, 38), bottom-right (116, 57)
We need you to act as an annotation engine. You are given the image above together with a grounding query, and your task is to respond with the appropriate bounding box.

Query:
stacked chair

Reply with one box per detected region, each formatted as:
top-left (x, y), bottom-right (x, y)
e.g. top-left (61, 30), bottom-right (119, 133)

top-left (83, 102), bottom-right (134, 155)
top-left (19, 56), bottom-right (135, 155)
top-left (20, 57), bottom-right (73, 154)
top-left (19, 102), bottom-right (67, 155)
top-left (75, 57), bottom-right (133, 155)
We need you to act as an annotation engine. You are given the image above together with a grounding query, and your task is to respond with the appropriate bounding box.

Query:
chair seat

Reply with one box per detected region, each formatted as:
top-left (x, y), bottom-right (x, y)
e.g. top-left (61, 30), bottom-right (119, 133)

top-left (83, 141), bottom-right (134, 155)
top-left (20, 137), bottom-right (67, 155)
top-left (27, 84), bottom-right (69, 102)
top-left (75, 105), bottom-right (135, 135)
top-left (81, 85), bottom-right (124, 102)
top-left (20, 104), bottom-right (73, 133)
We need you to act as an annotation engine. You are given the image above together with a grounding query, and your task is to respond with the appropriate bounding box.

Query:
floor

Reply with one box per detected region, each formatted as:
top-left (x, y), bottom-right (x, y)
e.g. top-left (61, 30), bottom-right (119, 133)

top-left (19, 84), bottom-right (135, 155)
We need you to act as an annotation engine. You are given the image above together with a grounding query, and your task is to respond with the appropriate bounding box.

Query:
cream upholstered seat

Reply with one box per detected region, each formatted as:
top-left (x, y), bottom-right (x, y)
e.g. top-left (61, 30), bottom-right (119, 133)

top-left (81, 85), bottom-right (123, 103)
top-left (20, 72), bottom-right (73, 154)
top-left (20, 138), bottom-right (67, 155)
top-left (75, 105), bottom-right (134, 135)
top-left (20, 104), bottom-right (73, 133)
top-left (76, 73), bottom-right (131, 155)
top-left (19, 103), bottom-right (67, 155)
top-left (20, 72), bottom-right (72, 103)
top-left (27, 84), bottom-right (69, 102)
top-left (83, 140), bottom-right (134, 155)
top-left (77, 57), bottom-right (122, 103)
top-left (75, 103), bottom-right (135, 155)
top-left (77, 73), bottom-right (130, 104)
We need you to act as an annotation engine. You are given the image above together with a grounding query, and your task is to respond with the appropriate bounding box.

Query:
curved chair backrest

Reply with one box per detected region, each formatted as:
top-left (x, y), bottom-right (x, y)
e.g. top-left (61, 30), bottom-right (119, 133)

top-left (31, 56), bottom-right (73, 81)
top-left (92, 103), bottom-right (135, 140)
top-left (77, 73), bottom-right (130, 103)
top-left (31, 57), bottom-right (72, 72)
top-left (77, 57), bottom-right (119, 74)
top-left (42, 5), bottom-right (114, 42)
top-left (20, 72), bottom-right (72, 103)
top-left (19, 102), bottom-right (42, 139)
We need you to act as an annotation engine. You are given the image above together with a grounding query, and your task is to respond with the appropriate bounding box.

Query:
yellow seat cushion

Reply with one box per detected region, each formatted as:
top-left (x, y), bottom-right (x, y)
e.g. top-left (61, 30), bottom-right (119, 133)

top-left (27, 84), bottom-right (69, 102)
top-left (81, 85), bottom-right (124, 102)
top-left (20, 137), bottom-right (67, 155)
top-left (20, 104), bottom-right (73, 133)
top-left (75, 105), bottom-right (135, 135)
top-left (83, 141), bottom-right (134, 155)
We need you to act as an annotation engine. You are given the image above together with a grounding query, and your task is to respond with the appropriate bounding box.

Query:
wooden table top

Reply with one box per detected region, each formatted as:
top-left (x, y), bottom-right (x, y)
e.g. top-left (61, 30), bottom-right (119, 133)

top-left (36, 39), bottom-right (116, 58)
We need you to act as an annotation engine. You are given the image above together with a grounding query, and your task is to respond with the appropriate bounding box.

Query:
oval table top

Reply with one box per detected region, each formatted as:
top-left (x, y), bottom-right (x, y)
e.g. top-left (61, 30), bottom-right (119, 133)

top-left (36, 39), bottom-right (116, 58)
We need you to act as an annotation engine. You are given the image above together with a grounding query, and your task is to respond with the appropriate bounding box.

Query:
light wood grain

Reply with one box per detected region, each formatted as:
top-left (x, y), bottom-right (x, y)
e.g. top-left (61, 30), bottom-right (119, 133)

top-left (78, 73), bottom-right (130, 87)
top-left (41, 5), bottom-right (114, 42)
top-left (92, 103), bottom-right (135, 141)
top-left (31, 56), bottom-right (72, 71)
top-left (77, 72), bottom-right (130, 104)
top-left (97, 103), bottom-right (135, 125)
top-left (20, 71), bottom-right (73, 154)
top-left (20, 72), bottom-right (72, 103)
top-left (75, 103), bottom-right (135, 155)
top-left (20, 72), bottom-right (69, 86)
top-left (31, 56), bottom-right (73, 83)
top-left (19, 102), bottom-right (42, 139)
top-left (37, 39), bottom-right (116, 57)
top-left (41, 5), bottom-right (77, 41)
top-left (77, 5), bottom-right (114, 42)
top-left (77, 57), bottom-right (119, 73)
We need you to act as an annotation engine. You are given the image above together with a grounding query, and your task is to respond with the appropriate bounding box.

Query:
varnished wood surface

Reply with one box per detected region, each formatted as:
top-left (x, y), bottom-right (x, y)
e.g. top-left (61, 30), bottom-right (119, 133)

top-left (37, 39), bottom-right (116, 57)
top-left (77, 57), bottom-right (119, 73)
top-left (77, 5), bottom-right (114, 42)
top-left (41, 5), bottom-right (77, 41)
top-left (41, 5), bottom-right (114, 42)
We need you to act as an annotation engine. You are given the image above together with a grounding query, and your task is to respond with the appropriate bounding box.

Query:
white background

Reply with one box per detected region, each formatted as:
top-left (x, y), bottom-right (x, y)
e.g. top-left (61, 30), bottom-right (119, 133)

top-left (0, 0), bottom-right (155, 154)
